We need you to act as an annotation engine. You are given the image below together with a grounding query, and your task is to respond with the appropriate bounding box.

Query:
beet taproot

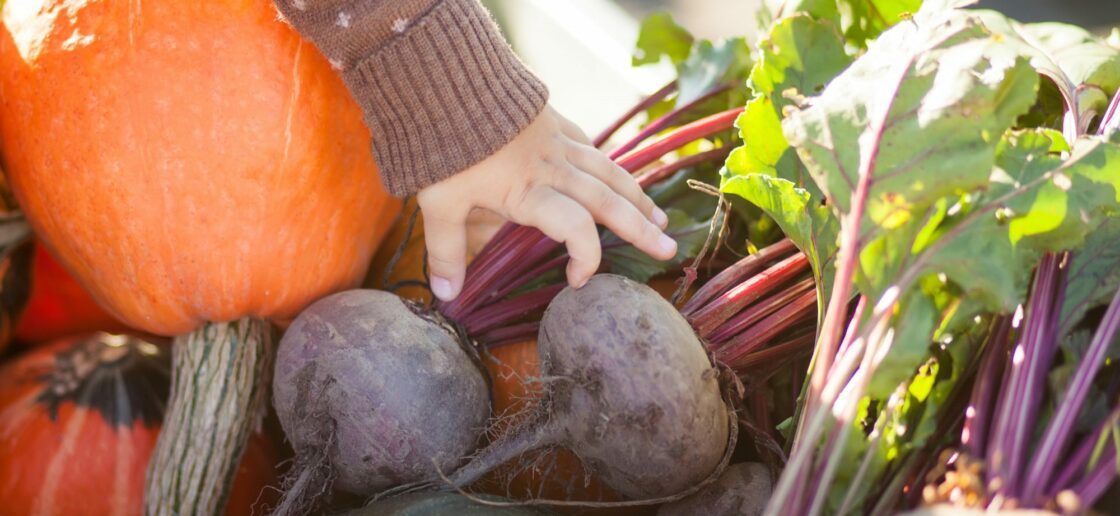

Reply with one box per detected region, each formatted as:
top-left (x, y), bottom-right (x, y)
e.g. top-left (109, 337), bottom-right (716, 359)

top-left (272, 289), bottom-right (491, 513)
top-left (447, 274), bottom-right (733, 501)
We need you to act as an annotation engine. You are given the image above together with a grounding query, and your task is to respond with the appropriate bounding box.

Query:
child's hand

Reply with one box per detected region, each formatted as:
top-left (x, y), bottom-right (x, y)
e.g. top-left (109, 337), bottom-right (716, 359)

top-left (417, 105), bottom-right (677, 302)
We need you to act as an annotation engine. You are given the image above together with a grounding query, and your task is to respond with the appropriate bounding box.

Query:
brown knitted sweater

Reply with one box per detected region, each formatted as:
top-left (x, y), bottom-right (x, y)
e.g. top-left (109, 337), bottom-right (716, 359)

top-left (272, 0), bottom-right (549, 196)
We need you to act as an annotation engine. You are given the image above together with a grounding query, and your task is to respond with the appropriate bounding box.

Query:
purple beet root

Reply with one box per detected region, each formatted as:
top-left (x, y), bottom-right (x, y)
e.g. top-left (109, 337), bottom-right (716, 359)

top-left (447, 274), bottom-right (732, 500)
top-left (272, 289), bottom-right (491, 514)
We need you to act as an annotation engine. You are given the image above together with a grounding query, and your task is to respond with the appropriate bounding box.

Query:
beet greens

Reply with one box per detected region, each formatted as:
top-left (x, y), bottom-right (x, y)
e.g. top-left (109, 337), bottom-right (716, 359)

top-left (719, 0), bottom-right (1120, 513)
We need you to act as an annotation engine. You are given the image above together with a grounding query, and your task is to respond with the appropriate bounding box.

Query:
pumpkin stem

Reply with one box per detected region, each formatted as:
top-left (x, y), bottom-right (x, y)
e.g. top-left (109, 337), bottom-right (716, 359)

top-left (144, 317), bottom-right (273, 516)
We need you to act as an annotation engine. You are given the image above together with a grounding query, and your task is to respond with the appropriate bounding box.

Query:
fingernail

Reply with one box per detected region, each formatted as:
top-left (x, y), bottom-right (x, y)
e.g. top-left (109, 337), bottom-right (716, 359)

top-left (567, 261), bottom-right (589, 288)
top-left (652, 207), bottom-right (669, 228)
top-left (658, 234), bottom-right (677, 256)
top-left (431, 276), bottom-right (456, 301)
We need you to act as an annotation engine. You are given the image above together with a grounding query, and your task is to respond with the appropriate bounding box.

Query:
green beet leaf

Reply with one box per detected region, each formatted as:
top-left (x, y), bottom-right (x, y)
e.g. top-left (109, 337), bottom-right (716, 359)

top-left (1020, 22), bottom-right (1120, 95)
top-left (632, 12), bottom-right (694, 67)
top-left (782, 9), bottom-right (1038, 222)
top-left (677, 38), bottom-right (752, 105)
top-left (729, 14), bottom-right (852, 194)
top-left (1060, 218), bottom-right (1120, 336)
top-left (721, 13), bottom-right (851, 314)
top-left (602, 208), bottom-right (709, 283)
top-left (632, 12), bottom-right (752, 108)
top-left (721, 174), bottom-right (840, 318)
top-left (761, 0), bottom-right (923, 48)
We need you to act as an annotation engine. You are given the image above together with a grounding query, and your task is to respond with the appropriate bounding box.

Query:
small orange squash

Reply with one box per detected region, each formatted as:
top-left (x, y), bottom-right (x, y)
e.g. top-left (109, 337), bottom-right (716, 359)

top-left (0, 333), bottom-right (278, 516)
top-left (15, 245), bottom-right (127, 343)
top-left (0, 0), bottom-right (399, 510)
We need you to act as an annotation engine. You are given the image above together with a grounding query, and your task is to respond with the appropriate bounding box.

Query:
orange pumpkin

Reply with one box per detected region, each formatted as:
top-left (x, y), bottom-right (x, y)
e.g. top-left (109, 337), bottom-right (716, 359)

top-left (0, 1), bottom-right (399, 509)
top-left (15, 245), bottom-right (127, 343)
top-left (366, 198), bottom-right (431, 303)
top-left (0, 333), bottom-right (278, 515)
top-left (0, 0), bottom-right (399, 335)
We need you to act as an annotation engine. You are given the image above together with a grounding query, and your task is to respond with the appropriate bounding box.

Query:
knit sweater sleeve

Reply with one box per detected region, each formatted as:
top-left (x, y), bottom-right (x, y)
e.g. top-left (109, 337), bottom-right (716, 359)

top-left (273, 0), bottom-right (549, 196)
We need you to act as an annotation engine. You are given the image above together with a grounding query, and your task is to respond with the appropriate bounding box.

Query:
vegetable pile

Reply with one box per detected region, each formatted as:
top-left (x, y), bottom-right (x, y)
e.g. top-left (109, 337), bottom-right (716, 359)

top-left (3, 0), bottom-right (1120, 514)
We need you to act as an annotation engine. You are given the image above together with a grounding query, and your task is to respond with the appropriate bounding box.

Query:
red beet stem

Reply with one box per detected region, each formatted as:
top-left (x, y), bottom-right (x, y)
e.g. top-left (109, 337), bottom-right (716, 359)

top-left (615, 108), bottom-right (744, 174)
top-left (706, 277), bottom-right (815, 344)
top-left (592, 81), bottom-right (678, 148)
top-left (681, 239), bottom-right (798, 316)
top-left (716, 289), bottom-right (817, 365)
top-left (729, 330), bottom-right (816, 371)
top-left (477, 322), bottom-right (541, 348)
top-left (462, 284), bottom-right (565, 336)
top-left (636, 147), bottom-right (733, 188)
top-left (608, 84), bottom-right (733, 160)
top-left (688, 252), bottom-right (810, 337)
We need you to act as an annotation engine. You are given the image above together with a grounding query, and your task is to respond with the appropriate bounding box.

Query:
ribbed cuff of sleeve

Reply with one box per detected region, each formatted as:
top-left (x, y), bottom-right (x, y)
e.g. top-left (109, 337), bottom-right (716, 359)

top-left (344, 0), bottom-right (549, 196)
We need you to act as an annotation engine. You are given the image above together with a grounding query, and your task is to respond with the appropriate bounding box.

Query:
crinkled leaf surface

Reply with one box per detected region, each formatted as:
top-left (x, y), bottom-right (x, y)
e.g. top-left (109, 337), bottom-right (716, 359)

top-left (915, 130), bottom-right (1120, 316)
top-left (1020, 23), bottom-right (1120, 94)
top-left (763, 0), bottom-right (923, 47)
top-left (728, 14), bottom-right (852, 193)
top-left (721, 174), bottom-right (840, 312)
top-left (1060, 218), bottom-right (1120, 335)
top-left (782, 9), bottom-right (1038, 222)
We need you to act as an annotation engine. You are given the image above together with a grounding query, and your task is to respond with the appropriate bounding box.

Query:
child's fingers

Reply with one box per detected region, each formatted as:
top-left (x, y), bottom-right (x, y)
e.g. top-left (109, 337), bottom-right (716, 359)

top-left (420, 208), bottom-right (469, 301)
top-left (564, 141), bottom-right (666, 228)
top-left (508, 185), bottom-right (600, 288)
top-left (550, 166), bottom-right (675, 262)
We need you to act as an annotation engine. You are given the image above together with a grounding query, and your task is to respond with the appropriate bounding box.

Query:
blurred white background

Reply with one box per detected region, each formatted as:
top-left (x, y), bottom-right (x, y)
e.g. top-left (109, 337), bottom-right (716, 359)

top-left (482, 0), bottom-right (1120, 135)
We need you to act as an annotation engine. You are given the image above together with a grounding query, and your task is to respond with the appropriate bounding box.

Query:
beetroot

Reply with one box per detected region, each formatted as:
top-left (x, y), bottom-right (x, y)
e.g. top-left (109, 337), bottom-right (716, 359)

top-left (272, 289), bottom-right (491, 513)
top-left (448, 274), bottom-right (734, 500)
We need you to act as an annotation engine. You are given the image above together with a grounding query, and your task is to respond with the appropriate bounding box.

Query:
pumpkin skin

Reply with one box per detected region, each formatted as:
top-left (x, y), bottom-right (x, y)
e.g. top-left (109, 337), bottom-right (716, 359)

top-left (15, 245), bottom-right (126, 343)
top-left (366, 198), bottom-right (432, 303)
top-left (0, 334), bottom-right (278, 515)
top-left (0, 0), bottom-right (400, 336)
